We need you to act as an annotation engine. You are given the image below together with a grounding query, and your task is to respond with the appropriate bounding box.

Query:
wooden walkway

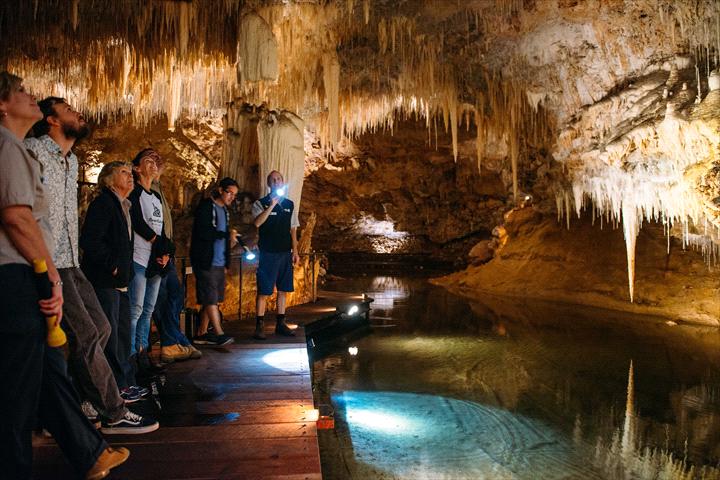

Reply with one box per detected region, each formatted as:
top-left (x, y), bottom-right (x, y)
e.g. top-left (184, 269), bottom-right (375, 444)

top-left (31, 293), bottom-right (363, 479)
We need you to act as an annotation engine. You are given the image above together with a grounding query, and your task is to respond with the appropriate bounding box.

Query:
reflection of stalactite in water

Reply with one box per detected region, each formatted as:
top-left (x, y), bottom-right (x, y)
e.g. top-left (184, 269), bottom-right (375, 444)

top-left (591, 362), bottom-right (720, 480)
top-left (621, 360), bottom-right (635, 458)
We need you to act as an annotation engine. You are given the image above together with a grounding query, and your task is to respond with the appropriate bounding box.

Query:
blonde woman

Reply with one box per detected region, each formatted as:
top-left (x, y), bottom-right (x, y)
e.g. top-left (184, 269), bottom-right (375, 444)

top-left (80, 161), bottom-right (159, 433)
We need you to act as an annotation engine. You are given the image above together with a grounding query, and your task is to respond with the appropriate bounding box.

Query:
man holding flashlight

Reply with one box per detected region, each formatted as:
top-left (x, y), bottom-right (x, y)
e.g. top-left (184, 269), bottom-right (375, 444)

top-left (252, 170), bottom-right (300, 340)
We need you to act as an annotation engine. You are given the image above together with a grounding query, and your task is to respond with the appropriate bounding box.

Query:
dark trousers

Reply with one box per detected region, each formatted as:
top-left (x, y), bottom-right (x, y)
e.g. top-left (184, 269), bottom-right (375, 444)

top-left (154, 261), bottom-right (191, 347)
top-left (0, 264), bottom-right (106, 479)
top-left (94, 288), bottom-right (136, 389)
top-left (60, 268), bottom-right (127, 422)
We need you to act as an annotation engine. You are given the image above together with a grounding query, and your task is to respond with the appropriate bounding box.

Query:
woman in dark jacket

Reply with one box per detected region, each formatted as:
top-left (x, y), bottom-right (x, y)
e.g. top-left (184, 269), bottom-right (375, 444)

top-left (80, 161), bottom-right (138, 396)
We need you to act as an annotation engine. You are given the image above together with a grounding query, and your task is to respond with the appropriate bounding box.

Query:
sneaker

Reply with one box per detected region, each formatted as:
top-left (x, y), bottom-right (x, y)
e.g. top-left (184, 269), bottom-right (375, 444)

top-left (101, 410), bottom-right (159, 435)
top-left (86, 446), bottom-right (130, 480)
top-left (81, 401), bottom-right (99, 421)
top-left (81, 401), bottom-right (101, 429)
top-left (193, 332), bottom-right (218, 345)
top-left (214, 334), bottom-right (235, 346)
top-left (183, 344), bottom-right (202, 359)
top-left (161, 344), bottom-right (192, 363)
top-left (129, 385), bottom-right (150, 397)
top-left (275, 321), bottom-right (296, 337)
top-left (119, 387), bottom-right (142, 404)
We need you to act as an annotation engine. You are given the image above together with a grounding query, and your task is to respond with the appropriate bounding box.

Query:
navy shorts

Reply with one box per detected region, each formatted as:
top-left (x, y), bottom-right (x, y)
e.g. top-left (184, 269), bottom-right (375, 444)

top-left (256, 251), bottom-right (294, 296)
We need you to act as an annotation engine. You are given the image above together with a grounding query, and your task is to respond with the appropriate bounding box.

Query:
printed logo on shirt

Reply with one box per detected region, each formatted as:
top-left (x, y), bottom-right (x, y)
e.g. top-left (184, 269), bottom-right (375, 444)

top-left (153, 204), bottom-right (161, 217)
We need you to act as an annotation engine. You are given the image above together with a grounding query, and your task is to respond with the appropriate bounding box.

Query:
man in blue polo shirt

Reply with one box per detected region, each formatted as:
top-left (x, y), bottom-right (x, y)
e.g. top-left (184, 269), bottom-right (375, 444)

top-left (252, 170), bottom-right (300, 339)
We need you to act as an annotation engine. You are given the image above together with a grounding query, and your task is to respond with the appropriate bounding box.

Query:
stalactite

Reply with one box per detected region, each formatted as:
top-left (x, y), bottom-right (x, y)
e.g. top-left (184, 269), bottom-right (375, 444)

top-left (258, 111), bottom-right (306, 227)
top-left (237, 12), bottom-right (279, 84)
top-left (222, 102), bottom-right (261, 196)
top-left (322, 51), bottom-right (341, 147)
top-left (70, 0), bottom-right (79, 32)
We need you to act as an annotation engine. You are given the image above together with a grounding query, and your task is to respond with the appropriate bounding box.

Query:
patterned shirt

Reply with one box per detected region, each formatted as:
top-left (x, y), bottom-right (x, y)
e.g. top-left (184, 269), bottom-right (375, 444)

top-left (24, 135), bottom-right (79, 269)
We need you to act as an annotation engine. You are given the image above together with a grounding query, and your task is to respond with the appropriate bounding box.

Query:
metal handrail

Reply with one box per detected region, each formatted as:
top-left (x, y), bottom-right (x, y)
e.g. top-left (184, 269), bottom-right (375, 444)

top-left (177, 251), bottom-right (325, 322)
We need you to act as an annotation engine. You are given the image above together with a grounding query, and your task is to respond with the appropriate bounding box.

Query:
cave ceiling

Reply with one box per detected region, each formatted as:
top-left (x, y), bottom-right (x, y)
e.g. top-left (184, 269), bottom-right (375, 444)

top-left (1, 0), bottom-right (719, 299)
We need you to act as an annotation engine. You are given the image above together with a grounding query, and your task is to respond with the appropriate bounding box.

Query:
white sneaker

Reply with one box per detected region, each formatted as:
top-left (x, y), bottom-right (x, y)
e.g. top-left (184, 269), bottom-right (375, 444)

top-left (81, 401), bottom-right (99, 421)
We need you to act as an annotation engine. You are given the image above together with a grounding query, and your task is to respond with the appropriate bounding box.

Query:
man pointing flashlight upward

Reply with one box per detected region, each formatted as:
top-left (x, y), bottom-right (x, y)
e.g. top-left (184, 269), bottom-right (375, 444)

top-left (252, 170), bottom-right (300, 340)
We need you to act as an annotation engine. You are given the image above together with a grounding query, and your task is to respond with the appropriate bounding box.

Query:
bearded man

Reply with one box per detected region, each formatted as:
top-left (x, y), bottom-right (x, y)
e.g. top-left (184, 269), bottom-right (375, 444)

top-left (25, 98), bottom-right (157, 435)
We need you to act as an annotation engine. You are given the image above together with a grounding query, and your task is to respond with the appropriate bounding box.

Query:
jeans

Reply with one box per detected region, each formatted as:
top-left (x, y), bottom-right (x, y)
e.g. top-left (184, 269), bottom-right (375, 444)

top-left (60, 268), bottom-right (127, 422)
top-left (0, 264), bottom-right (107, 479)
top-left (153, 261), bottom-right (191, 347)
top-left (94, 288), bottom-right (136, 389)
top-left (128, 261), bottom-right (162, 354)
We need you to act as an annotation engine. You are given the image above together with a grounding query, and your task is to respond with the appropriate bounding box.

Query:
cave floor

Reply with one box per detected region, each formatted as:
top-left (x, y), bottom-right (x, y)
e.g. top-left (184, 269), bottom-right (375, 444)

top-left (30, 293), bottom-right (359, 479)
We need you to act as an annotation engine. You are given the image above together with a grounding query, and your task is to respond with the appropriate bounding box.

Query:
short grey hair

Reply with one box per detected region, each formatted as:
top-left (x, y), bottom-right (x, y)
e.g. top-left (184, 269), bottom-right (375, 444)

top-left (97, 161), bottom-right (131, 189)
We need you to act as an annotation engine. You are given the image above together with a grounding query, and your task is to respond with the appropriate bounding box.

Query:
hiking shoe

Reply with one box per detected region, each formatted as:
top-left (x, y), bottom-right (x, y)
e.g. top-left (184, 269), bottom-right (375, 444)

top-left (86, 447), bottom-right (130, 480)
top-left (119, 387), bottom-right (141, 404)
top-left (214, 334), bottom-right (235, 346)
top-left (275, 321), bottom-right (296, 337)
top-left (183, 344), bottom-right (202, 359)
top-left (161, 344), bottom-right (192, 363)
top-left (101, 411), bottom-right (159, 435)
top-left (193, 333), bottom-right (218, 345)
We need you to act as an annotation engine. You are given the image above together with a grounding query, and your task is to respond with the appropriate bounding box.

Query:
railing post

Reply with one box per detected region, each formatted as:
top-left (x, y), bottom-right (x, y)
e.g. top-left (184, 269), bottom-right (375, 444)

top-left (181, 257), bottom-right (187, 309)
top-left (238, 256), bottom-right (243, 321)
top-left (312, 252), bottom-right (318, 302)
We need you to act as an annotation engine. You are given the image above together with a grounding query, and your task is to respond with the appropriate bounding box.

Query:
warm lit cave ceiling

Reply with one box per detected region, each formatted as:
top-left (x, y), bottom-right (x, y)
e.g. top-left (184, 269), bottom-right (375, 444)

top-left (1, 0), bottom-right (719, 301)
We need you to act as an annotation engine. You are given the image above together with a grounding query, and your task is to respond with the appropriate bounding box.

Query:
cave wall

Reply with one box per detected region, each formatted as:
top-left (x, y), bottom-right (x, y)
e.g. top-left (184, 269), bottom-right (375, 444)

top-left (300, 120), bottom-right (514, 261)
top-left (434, 207), bottom-right (720, 325)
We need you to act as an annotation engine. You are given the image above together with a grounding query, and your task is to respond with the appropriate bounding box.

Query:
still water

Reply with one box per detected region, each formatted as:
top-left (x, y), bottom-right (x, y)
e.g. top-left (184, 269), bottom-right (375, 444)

top-left (312, 275), bottom-right (720, 480)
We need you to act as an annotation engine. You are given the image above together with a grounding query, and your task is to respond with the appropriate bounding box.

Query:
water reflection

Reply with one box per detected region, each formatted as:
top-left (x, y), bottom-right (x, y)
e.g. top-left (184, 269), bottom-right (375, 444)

top-left (335, 391), bottom-right (603, 479)
top-left (315, 276), bottom-right (720, 479)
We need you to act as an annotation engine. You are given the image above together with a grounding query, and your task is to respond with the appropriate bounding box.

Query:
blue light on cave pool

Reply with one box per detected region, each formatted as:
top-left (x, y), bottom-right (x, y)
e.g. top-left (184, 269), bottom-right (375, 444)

top-left (331, 391), bottom-right (600, 479)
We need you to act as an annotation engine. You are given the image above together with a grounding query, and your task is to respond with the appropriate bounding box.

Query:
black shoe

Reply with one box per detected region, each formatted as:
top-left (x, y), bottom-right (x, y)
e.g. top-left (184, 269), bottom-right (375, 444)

top-left (253, 321), bottom-right (266, 340)
top-left (214, 334), bottom-right (235, 346)
top-left (193, 333), bottom-right (219, 345)
top-left (275, 322), bottom-right (295, 337)
top-left (101, 411), bottom-right (159, 435)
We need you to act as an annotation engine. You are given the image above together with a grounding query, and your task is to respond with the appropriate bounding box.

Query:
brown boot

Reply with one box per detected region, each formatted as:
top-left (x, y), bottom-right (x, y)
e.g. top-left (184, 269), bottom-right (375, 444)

top-left (86, 447), bottom-right (130, 480)
top-left (253, 319), bottom-right (266, 340)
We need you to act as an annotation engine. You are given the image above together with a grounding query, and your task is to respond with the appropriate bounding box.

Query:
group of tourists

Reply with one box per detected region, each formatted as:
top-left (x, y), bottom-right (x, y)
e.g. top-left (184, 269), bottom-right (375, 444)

top-left (0, 71), bottom-right (300, 479)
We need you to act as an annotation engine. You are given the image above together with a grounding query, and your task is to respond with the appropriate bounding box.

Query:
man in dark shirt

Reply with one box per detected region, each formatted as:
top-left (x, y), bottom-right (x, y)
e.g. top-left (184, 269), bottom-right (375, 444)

top-left (190, 177), bottom-right (239, 346)
top-left (251, 170), bottom-right (300, 339)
